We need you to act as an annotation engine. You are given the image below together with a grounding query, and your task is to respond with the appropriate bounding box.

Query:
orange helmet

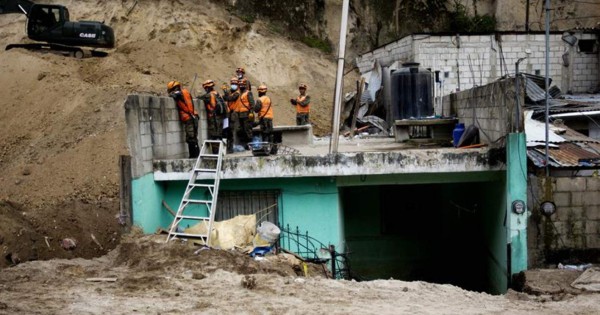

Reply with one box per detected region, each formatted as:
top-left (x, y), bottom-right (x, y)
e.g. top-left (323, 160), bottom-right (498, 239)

top-left (230, 77), bottom-right (238, 84)
top-left (299, 83), bottom-right (308, 90)
top-left (202, 79), bottom-right (215, 88)
top-left (236, 67), bottom-right (245, 74)
top-left (167, 80), bottom-right (181, 91)
top-left (257, 84), bottom-right (268, 92)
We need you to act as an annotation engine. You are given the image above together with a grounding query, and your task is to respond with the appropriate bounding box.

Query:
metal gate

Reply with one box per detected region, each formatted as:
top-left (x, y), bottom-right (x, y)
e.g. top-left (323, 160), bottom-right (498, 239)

top-left (215, 190), bottom-right (279, 225)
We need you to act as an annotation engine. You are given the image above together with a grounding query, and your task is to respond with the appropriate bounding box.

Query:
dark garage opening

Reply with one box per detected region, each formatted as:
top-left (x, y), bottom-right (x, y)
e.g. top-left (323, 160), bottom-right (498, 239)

top-left (342, 181), bottom-right (507, 294)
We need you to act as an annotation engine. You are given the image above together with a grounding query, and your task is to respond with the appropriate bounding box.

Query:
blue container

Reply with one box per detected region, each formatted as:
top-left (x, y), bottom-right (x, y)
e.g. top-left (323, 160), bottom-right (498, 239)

top-left (453, 123), bottom-right (465, 147)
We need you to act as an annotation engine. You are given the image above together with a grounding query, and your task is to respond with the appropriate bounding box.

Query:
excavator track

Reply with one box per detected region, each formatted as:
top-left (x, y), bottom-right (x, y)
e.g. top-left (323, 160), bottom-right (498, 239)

top-left (5, 43), bottom-right (108, 58)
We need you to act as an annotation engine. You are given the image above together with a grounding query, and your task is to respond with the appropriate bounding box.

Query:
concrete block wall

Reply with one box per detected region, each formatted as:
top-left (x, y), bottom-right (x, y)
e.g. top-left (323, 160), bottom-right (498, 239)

top-left (528, 175), bottom-right (600, 265)
top-left (570, 32), bottom-right (599, 93)
top-left (356, 32), bottom-right (599, 97)
top-left (125, 94), bottom-right (207, 178)
top-left (441, 78), bottom-right (519, 143)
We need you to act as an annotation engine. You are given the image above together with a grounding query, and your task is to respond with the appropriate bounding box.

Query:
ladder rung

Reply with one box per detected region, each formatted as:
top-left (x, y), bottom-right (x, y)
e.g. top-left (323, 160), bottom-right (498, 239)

top-left (199, 153), bottom-right (220, 158)
top-left (195, 168), bottom-right (217, 173)
top-left (183, 199), bottom-right (212, 204)
top-left (189, 183), bottom-right (215, 188)
top-left (169, 232), bottom-right (209, 239)
top-left (176, 215), bottom-right (210, 220)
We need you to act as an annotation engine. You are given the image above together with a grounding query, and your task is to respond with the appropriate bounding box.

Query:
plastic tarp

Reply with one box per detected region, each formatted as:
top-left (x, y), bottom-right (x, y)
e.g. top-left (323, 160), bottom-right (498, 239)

top-left (362, 60), bottom-right (382, 102)
top-left (184, 214), bottom-right (256, 249)
top-left (571, 268), bottom-right (600, 292)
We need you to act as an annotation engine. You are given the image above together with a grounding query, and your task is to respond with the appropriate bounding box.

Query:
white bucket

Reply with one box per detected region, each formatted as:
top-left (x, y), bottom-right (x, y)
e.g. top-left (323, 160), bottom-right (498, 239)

top-left (256, 221), bottom-right (281, 244)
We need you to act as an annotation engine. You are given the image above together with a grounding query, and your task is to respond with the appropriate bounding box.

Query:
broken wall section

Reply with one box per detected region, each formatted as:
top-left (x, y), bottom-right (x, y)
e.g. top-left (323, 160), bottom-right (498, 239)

top-left (124, 94), bottom-right (208, 178)
top-left (441, 78), bottom-right (520, 144)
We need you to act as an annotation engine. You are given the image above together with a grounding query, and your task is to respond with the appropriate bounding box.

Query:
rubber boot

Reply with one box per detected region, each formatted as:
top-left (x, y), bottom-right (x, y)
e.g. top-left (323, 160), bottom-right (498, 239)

top-left (188, 142), bottom-right (200, 158)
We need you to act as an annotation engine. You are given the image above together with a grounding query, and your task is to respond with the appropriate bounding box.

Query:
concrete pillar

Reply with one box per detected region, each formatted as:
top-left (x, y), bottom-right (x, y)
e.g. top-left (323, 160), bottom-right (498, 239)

top-left (506, 133), bottom-right (528, 276)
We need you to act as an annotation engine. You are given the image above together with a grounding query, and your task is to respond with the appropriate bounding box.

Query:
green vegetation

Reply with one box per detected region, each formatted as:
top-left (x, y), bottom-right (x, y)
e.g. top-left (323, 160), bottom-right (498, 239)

top-left (449, 1), bottom-right (497, 33)
top-left (301, 36), bottom-right (333, 53)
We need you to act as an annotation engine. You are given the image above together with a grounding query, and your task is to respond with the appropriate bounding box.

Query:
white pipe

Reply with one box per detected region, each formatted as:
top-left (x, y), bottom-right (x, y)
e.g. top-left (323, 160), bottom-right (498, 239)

top-left (544, 0), bottom-right (550, 176)
top-left (329, 0), bottom-right (350, 154)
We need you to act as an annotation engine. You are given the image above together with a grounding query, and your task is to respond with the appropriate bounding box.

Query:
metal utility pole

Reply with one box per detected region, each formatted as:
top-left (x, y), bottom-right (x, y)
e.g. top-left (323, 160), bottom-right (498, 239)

top-left (544, 0), bottom-right (550, 176)
top-left (329, 0), bottom-right (350, 154)
top-left (525, 0), bottom-right (530, 32)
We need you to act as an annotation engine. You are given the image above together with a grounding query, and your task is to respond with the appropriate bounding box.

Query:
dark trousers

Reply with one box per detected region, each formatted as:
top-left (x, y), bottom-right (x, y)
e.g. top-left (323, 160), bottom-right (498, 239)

top-left (296, 113), bottom-right (309, 126)
top-left (237, 111), bottom-right (253, 145)
top-left (183, 118), bottom-right (199, 158)
top-left (259, 118), bottom-right (274, 143)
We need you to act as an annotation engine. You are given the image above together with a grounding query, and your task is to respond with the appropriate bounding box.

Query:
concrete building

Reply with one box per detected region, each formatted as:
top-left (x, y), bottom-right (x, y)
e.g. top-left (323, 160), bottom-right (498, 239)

top-left (124, 77), bottom-right (528, 294)
top-left (356, 31), bottom-right (599, 97)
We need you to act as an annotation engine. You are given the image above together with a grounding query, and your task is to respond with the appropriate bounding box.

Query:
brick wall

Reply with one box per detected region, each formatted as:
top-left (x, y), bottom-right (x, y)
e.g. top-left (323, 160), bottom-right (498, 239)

top-left (124, 94), bottom-right (207, 178)
top-left (441, 78), bottom-right (520, 143)
top-left (528, 175), bottom-right (600, 266)
top-left (356, 32), bottom-right (599, 96)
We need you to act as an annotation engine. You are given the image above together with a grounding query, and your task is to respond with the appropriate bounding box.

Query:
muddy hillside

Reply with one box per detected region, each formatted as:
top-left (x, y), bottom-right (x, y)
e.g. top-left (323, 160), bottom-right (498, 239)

top-left (0, 0), bottom-right (355, 267)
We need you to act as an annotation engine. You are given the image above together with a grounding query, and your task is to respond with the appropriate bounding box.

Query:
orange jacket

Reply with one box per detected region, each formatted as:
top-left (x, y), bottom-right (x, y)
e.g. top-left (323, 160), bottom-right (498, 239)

top-left (224, 90), bottom-right (241, 113)
top-left (204, 90), bottom-right (226, 118)
top-left (295, 95), bottom-right (310, 114)
top-left (258, 95), bottom-right (273, 119)
top-left (238, 91), bottom-right (253, 113)
top-left (175, 89), bottom-right (197, 122)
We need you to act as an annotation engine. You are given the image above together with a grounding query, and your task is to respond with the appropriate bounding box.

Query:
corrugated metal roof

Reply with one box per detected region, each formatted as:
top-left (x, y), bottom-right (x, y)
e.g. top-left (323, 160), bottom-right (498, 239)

top-left (529, 142), bottom-right (600, 168)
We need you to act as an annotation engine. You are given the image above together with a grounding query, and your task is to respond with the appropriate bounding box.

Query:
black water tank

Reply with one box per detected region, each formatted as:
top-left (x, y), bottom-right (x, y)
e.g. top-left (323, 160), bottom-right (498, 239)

top-left (391, 63), bottom-right (433, 120)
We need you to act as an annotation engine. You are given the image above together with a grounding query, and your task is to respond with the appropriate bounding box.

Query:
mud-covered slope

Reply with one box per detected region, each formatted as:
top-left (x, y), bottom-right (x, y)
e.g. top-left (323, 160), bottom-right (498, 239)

top-left (0, 0), bottom-right (352, 266)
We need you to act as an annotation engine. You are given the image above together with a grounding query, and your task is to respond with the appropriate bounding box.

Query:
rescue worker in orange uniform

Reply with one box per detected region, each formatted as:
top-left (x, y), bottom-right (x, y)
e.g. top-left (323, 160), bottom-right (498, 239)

top-left (222, 77), bottom-right (240, 152)
top-left (199, 79), bottom-right (227, 153)
top-left (167, 80), bottom-right (199, 158)
top-left (236, 67), bottom-right (252, 91)
top-left (290, 83), bottom-right (311, 125)
top-left (254, 84), bottom-right (274, 144)
top-left (236, 78), bottom-right (256, 147)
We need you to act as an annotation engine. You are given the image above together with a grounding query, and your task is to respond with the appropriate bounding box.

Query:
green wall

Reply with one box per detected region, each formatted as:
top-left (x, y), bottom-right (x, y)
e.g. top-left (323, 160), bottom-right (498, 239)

top-left (506, 133), bottom-right (528, 275)
top-left (146, 176), bottom-right (344, 251)
top-left (131, 173), bottom-right (167, 233)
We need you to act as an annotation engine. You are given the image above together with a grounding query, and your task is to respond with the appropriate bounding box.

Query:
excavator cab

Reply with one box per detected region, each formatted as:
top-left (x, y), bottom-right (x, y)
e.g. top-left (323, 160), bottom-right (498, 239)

top-left (27, 5), bottom-right (67, 37)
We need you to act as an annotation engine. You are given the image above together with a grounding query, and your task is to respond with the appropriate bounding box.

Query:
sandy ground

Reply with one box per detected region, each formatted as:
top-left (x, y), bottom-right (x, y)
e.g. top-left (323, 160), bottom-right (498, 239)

top-left (0, 234), bottom-right (598, 315)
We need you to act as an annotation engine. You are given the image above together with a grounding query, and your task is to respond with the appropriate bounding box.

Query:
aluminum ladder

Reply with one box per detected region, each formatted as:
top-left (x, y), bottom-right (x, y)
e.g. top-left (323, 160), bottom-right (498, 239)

top-left (166, 140), bottom-right (224, 244)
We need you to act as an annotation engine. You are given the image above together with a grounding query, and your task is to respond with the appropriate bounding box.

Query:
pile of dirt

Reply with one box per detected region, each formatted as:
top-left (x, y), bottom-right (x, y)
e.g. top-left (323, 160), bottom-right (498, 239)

top-left (0, 235), bottom-right (599, 314)
top-left (0, 0), bottom-right (357, 267)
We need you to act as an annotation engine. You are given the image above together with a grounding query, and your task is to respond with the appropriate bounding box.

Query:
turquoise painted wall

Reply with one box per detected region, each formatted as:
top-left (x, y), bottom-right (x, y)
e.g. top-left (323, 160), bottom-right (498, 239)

top-left (158, 177), bottom-right (343, 251)
top-left (506, 133), bottom-right (528, 275)
top-left (131, 173), bottom-right (167, 233)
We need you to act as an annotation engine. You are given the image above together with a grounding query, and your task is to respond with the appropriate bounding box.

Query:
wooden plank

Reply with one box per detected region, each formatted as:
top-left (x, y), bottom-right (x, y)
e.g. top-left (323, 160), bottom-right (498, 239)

top-left (119, 155), bottom-right (133, 231)
top-left (350, 78), bottom-right (365, 137)
top-left (86, 277), bottom-right (118, 282)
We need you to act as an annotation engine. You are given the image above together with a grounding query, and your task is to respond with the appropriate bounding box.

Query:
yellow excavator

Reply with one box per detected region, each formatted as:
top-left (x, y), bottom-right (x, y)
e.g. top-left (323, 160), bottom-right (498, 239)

top-left (0, 0), bottom-right (115, 57)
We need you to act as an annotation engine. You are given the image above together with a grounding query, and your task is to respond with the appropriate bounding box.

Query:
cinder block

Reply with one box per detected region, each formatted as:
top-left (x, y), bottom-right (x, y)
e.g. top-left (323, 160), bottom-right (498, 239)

top-left (553, 192), bottom-right (570, 207)
top-left (167, 121), bottom-right (182, 133)
top-left (556, 177), bottom-right (587, 192)
top-left (557, 206), bottom-right (584, 221)
top-left (586, 206), bottom-right (600, 220)
top-left (585, 220), bottom-right (600, 235)
top-left (140, 134), bottom-right (153, 148)
top-left (571, 192), bottom-right (584, 206)
top-left (586, 234), bottom-right (600, 248)
top-left (139, 122), bottom-right (151, 135)
top-left (583, 191), bottom-right (600, 206)
top-left (142, 147), bottom-right (153, 162)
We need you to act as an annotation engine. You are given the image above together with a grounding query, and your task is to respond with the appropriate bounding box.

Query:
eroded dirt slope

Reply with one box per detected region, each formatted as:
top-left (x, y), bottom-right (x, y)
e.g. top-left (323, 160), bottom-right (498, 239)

top-left (0, 0), bottom-right (352, 267)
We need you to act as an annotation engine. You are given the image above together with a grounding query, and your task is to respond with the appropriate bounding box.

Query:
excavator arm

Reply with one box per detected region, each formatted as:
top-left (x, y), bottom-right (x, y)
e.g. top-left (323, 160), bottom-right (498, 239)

top-left (0, 0), bottom-right (34, 15)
